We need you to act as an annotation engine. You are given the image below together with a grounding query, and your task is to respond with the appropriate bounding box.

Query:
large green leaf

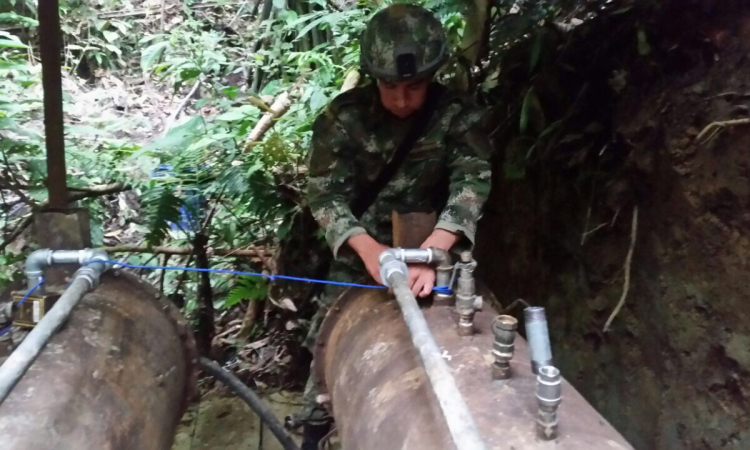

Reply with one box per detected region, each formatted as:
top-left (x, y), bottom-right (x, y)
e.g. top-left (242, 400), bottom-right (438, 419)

top-left (0, 39), bottom-right (27, 49)
top-left (0, 12), bottom-right (38, 27)
top-left (529, 31), bottom-right (544, 74)
top-left (520, 87), bottom-right (545, 134)
top-left (102, 30), bottom-right (120, 43)
top-left (141, 41), bottom-right (170, 72)
top-left (133, 116), bottom-right (205, 157)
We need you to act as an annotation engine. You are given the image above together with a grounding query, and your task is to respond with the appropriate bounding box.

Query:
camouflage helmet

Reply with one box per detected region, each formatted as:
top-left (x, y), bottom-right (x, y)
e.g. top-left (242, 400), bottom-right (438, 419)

top-left (360, 4), bottom-right (448, 82)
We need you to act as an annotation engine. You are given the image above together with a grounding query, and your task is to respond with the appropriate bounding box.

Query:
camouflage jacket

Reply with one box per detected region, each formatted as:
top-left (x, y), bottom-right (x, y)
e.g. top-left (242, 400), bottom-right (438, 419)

top-left (306, 83), bottom-right (492, 261)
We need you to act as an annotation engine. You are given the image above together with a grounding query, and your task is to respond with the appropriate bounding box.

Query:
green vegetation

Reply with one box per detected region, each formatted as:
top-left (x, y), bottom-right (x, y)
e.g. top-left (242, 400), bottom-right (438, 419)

top-left (0, 0), bottom-right (650, 366)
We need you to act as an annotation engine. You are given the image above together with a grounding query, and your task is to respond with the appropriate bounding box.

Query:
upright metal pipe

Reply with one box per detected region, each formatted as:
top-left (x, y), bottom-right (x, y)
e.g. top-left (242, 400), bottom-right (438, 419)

top-left (38, 0), bottom-right (68, 209)
top-left (524, 306), bottom-right (553, 374)
top-left (0, 258), bottom-right (108, 404)
top-left (380, 251), bottom-right (487, 450)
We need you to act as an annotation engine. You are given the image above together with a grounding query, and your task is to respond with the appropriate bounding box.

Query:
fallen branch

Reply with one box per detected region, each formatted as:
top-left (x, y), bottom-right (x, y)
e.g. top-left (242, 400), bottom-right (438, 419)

top-left (164, 80), bottom-right (202, 135)
top-left (696, 118), bottom-right (750, 143)
top-left (67, 182), bottom-right (127, 203)
top-left (326, 0), bottom-right (342, 12)
top-left (603, 206), bottom-right (639, 333)
top-left (243, 90), bottom-right (294, 152)
top-left (0, 216), bottom-right (32, 252)
top-left (98, 2), bottom-right (247, 19)
top-left (101, 244), bottom-right (273, 259)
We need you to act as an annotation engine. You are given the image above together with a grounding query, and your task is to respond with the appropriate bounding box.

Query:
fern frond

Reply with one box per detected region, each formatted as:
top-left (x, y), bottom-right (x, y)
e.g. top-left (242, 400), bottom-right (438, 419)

top-left (142, 185), bottom-right (183, 245)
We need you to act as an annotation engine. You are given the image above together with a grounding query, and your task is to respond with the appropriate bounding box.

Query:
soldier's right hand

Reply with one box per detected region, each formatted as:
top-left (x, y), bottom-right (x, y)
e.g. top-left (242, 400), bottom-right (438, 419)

top-left (347, 233), bottom-right (389, 285)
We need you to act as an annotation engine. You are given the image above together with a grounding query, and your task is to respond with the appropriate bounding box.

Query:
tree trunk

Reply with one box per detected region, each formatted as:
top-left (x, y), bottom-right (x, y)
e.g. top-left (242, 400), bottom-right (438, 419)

top-left (193, 232), bottom-right (214, 356)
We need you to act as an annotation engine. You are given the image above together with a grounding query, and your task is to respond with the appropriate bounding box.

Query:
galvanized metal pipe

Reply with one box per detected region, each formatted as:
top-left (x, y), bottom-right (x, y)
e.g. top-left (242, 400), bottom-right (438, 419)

top-left (383, 263), bottom-right (488, 450)
top-left (0, 273), bottom-right (94, 404)
top-left (0, 251), bottom-right (109, 405)
top-left (380, 247), bottom-right (452, 267)
top-left (25, 248), bottom-right (108, 290)
top-left (524, 306), bottom-right (553, 374)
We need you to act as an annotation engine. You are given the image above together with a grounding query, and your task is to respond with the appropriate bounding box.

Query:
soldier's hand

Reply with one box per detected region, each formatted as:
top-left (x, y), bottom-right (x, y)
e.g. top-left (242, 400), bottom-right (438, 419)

top-left (408, 264), bottom-right (435, 298)
top-left (347, 233), bottom-right (389, 284)
top-left (420, 229), bottom-right (460, 252)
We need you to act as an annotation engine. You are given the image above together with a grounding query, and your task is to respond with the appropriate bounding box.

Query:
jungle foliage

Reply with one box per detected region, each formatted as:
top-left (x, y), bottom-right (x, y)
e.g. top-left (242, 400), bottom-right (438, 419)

top-left (0, 0), bottom-right (655, 368)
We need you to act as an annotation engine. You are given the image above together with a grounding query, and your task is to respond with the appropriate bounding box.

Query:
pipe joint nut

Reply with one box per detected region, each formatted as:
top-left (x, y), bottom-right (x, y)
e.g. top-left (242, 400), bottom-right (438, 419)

top-left (536, 365), bottom-right (562, 408)
top-left (379, 254), bottom-right (408, 288)
top-left (535, 365), bottom-right (562, 440)
top-left (491, 315), bottom-right (518, 380)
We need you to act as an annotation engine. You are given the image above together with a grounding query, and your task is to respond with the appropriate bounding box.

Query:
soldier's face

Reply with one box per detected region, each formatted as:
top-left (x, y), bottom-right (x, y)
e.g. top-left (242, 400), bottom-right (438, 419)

top-left (376, 78), bottom-right (431, 119)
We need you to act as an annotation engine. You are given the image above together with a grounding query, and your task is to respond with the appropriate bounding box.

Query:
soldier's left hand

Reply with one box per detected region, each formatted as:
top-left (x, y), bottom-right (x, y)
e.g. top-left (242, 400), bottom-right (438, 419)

top-left (407, 264), bottom-right (435, 298)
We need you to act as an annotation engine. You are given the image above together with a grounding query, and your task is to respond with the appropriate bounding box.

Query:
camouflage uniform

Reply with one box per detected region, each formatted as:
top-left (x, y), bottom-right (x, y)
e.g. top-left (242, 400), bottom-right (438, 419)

top-left (296, 82), bottom-right (493, 423)
top-left (294, 2), bottom-right (493, 430)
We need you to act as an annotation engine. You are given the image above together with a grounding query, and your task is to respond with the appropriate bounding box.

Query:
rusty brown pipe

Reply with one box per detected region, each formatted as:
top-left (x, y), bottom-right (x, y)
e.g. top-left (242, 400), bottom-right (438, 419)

top-left (383, 267), bottom-right (487, 450)
top-left (314, 285), bottom-right (634, 450)
top-left (0, 272), bottom-right (196, 450)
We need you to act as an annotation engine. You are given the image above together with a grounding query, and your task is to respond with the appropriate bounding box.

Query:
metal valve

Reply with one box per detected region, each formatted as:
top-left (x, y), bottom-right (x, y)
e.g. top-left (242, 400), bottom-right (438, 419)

top-left (455, 251), bottom-right (478, 336)
top-left (491, 315), bottom-right (518, 380)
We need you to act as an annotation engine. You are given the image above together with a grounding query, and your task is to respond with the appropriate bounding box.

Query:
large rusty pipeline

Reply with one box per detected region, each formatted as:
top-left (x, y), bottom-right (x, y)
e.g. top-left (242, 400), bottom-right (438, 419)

top-left (0, 271), bottom-right (196, 450)
top-left (313, 286), bottom-right (634, 450)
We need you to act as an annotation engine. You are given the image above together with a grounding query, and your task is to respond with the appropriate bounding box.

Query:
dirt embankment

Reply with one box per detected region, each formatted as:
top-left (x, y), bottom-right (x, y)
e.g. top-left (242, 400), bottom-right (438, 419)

top-left (476, 3), bottom-right (750, 449)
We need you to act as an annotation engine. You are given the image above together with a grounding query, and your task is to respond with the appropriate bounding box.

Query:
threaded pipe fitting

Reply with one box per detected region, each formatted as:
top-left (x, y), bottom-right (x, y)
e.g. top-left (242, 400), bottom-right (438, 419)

top-left (524, 307), bottom-right (553, 374)
top-left (536, 365), bottom-right (562, 440)
top-left (491, 315), bottom-right (518, 380)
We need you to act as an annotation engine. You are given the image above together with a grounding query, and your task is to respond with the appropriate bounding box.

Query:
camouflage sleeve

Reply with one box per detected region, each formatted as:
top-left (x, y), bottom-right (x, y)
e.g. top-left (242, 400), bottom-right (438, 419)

top-left (307, 108), bottom-right (367, 259)
top-left (435, 105), bottom-right (493, 245)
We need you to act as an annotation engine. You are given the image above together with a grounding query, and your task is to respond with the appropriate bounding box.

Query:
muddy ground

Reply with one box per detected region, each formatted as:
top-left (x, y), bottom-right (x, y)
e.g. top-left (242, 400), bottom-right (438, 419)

top-left (172, 390), bottom-right (311, 450)
top-left (476, 3), bottom-right (750, 449)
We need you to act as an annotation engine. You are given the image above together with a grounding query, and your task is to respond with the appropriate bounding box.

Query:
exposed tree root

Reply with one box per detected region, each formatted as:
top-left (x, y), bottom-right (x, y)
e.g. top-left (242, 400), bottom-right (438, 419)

top-left (695, 118), bottom-right (750, 143)
top-left (603, 206), bottom-right (638, 333)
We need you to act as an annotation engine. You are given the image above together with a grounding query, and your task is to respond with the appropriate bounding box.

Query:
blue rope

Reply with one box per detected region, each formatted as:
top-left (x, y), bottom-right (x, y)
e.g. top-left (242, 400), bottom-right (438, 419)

top-left (89, 260), bottom-right (453, 294)
top-left (0, 278), bottom-right (45, 336)
top-left (16, 278), bottom-right (46, 307)
top-left (0, 261), bottom-right (454, 337)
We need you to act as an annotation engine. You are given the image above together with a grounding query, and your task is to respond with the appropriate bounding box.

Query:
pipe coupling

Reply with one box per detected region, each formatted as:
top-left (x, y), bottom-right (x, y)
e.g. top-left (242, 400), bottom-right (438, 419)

top-left (378, 250), bottom-right (409, 288)
top-left (454, 251), bottom-right (478, 336)
top-left (73, 266), bottom-right (103, 290)
top-left (24, 249), bottom-right (111, 291)
top-left (379, 248), bottom-right (452, 267)
top-left (25, 249), bottom-right (54, 290)
top-left (491, 315), bottom-right (518, 380)
top-left (536, 365), bottom-right (562, 440)
top-left (524, 307), bottom-right (553, 374)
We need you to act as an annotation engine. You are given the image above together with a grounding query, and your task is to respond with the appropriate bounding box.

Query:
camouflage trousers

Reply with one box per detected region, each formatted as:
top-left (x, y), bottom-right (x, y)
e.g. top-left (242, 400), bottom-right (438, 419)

top-left (295, 257), bottom-right (369, 426)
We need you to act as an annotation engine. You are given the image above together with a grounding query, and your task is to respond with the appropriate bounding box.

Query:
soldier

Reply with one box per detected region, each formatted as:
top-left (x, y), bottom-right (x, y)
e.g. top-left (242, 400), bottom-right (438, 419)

top-left (297, 4), bottom-right (493, 448)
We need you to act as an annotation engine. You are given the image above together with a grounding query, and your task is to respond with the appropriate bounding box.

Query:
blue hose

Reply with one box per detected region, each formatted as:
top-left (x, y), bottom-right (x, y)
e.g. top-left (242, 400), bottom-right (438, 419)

top-left (0, 278), bottom-right (45, 336)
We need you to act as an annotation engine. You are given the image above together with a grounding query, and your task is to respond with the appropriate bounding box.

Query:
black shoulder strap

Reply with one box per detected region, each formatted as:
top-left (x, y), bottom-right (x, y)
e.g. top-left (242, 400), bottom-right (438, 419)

top-left (351, 83), bottom-right (445, 219)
